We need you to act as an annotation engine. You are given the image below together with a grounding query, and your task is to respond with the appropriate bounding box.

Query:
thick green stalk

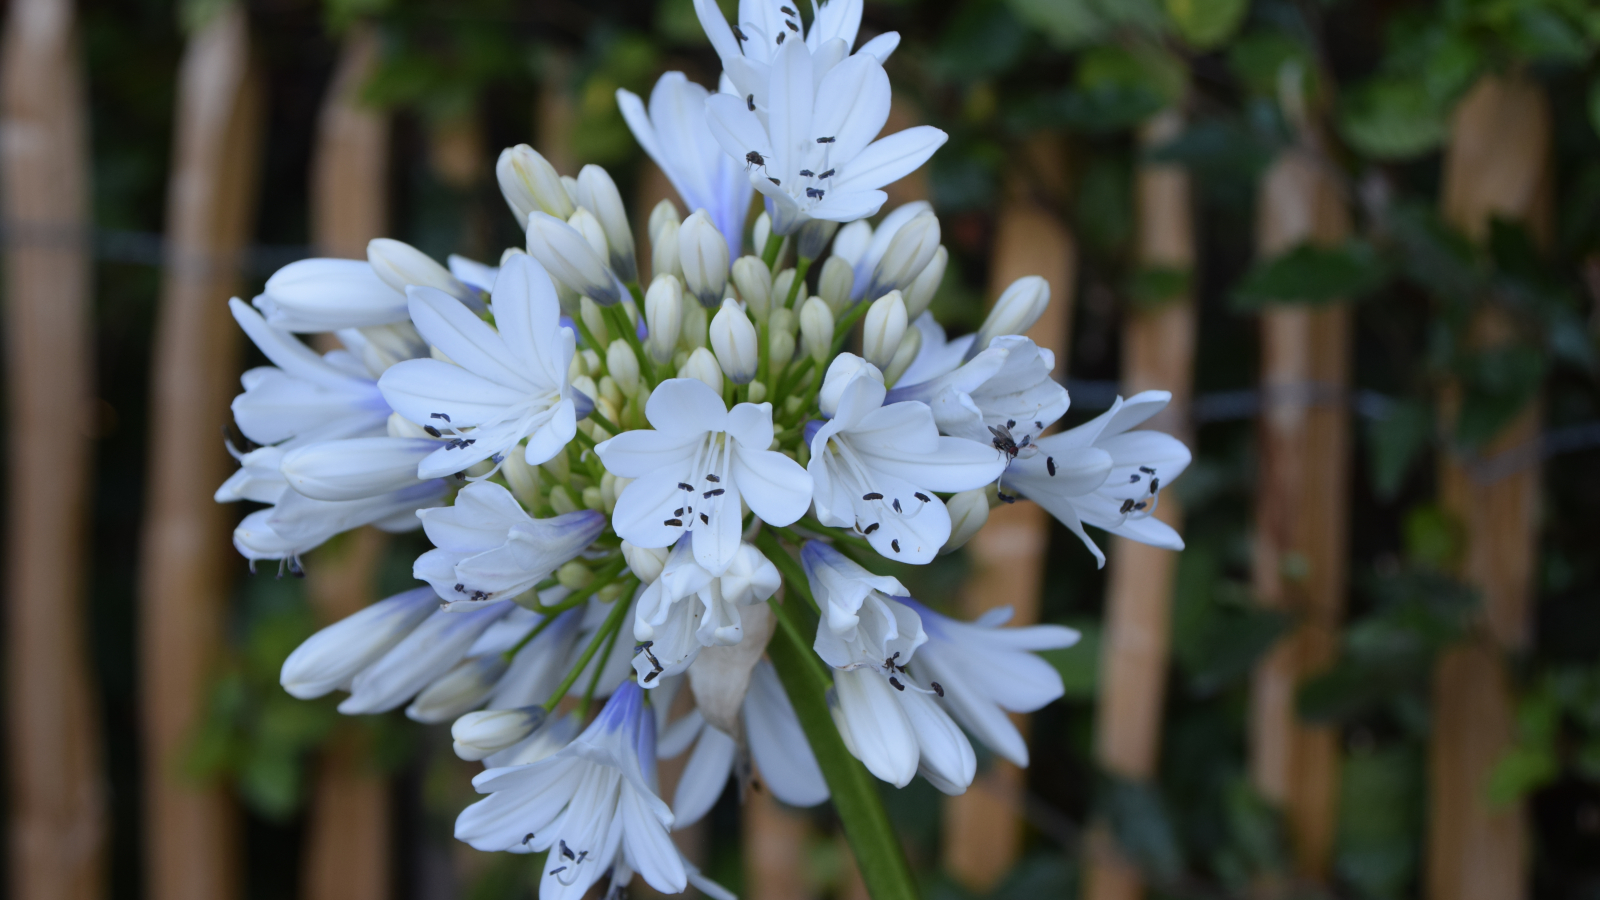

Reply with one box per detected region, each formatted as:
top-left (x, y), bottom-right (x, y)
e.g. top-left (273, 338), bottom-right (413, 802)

top-left (761, 229), bottom-right (784, 270)
top-left (757, 532), bottom-right (918, 900)
top-left (785, 256), bottom-right (813, 309)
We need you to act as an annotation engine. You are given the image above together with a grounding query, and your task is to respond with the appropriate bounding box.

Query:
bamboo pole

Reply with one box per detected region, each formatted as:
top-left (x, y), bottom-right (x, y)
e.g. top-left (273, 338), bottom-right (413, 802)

top-left (1425, 74), bottom-right (1550, 900)
top-left (1248, 149), bottom-right (1352, 881)
top-left (137, 5), bottom-right (262, 898)
top-left (1, 1), bottom-right (107, 897)
top-left (300, 26), bottom-right (393, 900)
top-left (943, 133), bottom-right (1076, 893)
top-left (1083, 108), bottom-right (1197, 900)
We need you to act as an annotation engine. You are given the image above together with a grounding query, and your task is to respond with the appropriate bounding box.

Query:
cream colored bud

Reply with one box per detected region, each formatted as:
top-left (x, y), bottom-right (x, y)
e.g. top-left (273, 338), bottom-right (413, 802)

top-left (799, 296), bottom-right (835, 366)
top-left (679, 210), bottom-right (730, 307)
top-left (748, 380), bottom-right (767, 403)
top-left (582, 485), bottom-right (605, 510)
top-left (501, 451), bottom-right (541, 506)
top-left (681, 347), bottom-right (725, 394)
top-left (680, 302), bottom-right (709, 351)
top-left (651, 218), bottom-right (682, 281)
top-left (451, 706), bottom-right (546, 761)
top-left (387, 411), bottom-right (431, 439)
top-left (621, 540), bottom-right (670, 584)
top-left (496, 144), bottom-right (574, 222)
top-left (557, 561), bottom-right (593, 590)
top-left (598, 376), bottom-right (623, 409)
top-left (541, 446), bottom-right (570, 481)
top-left (862, 290), bottom-right (908, 371)
top-left (882, 320), bottom-right (922, 387)
top-left (940, 488), bottom-right (990, 554)
top-left (525, 211), bottom-right (620, 305)
top-left (548, 485), bottom-right (578, 514)
top-left (975, 275), bottom-right (1050, 351)
top-left (580, 348), bottom-right (602, 374)
top-left (903, 245), bottom-right (947, 320)
top-left (568, 207), bottom-right (610, 264)
top-left (731, 256), bottom-right (773, 321)
top-left (866, 211), bottom-right (940, 300)
top-left (817, 255), bottom-right (855, 314)
top-left (648, 197), bottom-right (681, 246)
top-left (367, 238), bottom-right (474, 304)
top-left (560, 175), bottom-right (580, 207)
top-left (644, 274), bottom-right (684, 364)
top-left (772, 268), bottom-right (797, 312)
top-left (709, 299), bottom-right (759, 384)
top-left (753, 211), bottom-right (773, 256)
top-left (606, 340), bottom-right (641, 394)
top-left (579, 298), bottom-right (610, 347)
top-left (571, 375), bottom-right (599, 411)
top-left (575, 164), bottom-right (636, 281)
top-left (818, 353), bottom-right (883, 417)
top-left (768, 322), bottom-right (796, 374)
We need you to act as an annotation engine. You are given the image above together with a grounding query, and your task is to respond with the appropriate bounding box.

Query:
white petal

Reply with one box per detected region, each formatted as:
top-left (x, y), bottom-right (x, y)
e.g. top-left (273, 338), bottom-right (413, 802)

top-left (745, 660), bottom-right (828, 806)
top-left (899, 687), bottom-right (975, 793)
top-left (279, 587), bottom-right (437, 698)
top-left (672, 725), bottom-right (736, 827)
top-left (833, 668), bottom-right (918, 787)
top-left (830, 126), bottom-right (947, 195)
top-left (280, 437), bottom-right (435, 501)
top-left (730, 445), bottom-right (813, 527)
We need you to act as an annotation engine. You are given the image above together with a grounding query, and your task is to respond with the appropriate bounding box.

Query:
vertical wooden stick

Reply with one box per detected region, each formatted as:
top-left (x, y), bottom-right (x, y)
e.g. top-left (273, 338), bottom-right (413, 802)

top-left (1248, 149), bottom-right (1352, 880)
top-left (943, 134), bottom-right (1076, 893)
top-left (1, 1), bottom-right (107, 897)
top-left (1426, 74), bottom-right (1549, 900)
top-left (137, 5), bottom-right (262, 898)
top-left (743, 792), bottom-right (816, 900)
top-left (300, 27), bottom-right (393, 900)
top-left (1083, 109), bottom-right (1197, 900)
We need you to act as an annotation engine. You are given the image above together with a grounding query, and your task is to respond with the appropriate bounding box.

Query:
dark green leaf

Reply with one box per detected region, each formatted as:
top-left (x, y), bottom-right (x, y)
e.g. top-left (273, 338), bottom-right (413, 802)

top-left (1231, 240), bottom-right (1388, 310)
top-left (1099, 776), bottom-right (1183, 883)
top-left (1339, 77), bottom-right (1450, 160)
top-left (1364, 397), bottom-right (1432, 500)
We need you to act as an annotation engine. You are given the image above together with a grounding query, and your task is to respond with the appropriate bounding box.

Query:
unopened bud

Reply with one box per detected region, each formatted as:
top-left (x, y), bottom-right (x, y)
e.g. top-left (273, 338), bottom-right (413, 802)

top-left (974, 275), bottom-right (1049, 353)
top-left (648, 198), bottom-right (681, 246)
top-left (580, 349), bottom-right (602, 375)
top-left (941, 488), bottom-right (990, 554)
top-left (407, 655), bottom-right (509, 724)
top-left (819, 353), bottom-right (883, 417)
top-left (644, 275), bottom-right (684, 364)
top-left (598, 376), bottom-right (624, 409)
top-left (731, 256), bottom-right (774, 321)
top-left (681, 346), bottom-right (724, 395)
top-left (862, 290), bottom-right (908, 371)
top-left (651, 218), bottom-right (682, 281)
top-left (817, 255), bottom-right (854, 314)
top-left (768, 311), bottom-right (797, 373)
top-left (583, 485), bottom-right (605, 509)
top-left (606, 340), bottom-right (641, 394)
top-left (866, 211), bottom-right (940, 300)
top-left (903, 245), bottom-right (947, 320)
top-left (621, 540), bottom-right (670, 584)
top-left (799, 296), bottom-right (835, 366)
top-left (709, 299), bottom-right (759, 384)
top-left (567, 207), bottom-right (610, 263)
top-left (752, 211), bottom-right (773, 256)
top-left (680, 302), bottom-right (709, 351)
top-left (882, 321), bottom-right (922, 387)
top-left (679, 210), bottom-right (730, 307)
top-left (496, 144), bottom-right (574, 222)
top-left (548, 484), bottom-right (578, 514)
top-left (575, 164), bottom-right (636, 281)
top-left (367, 239), bottom-right (476, 307)
top-left (526, 211), bottom-right (620, 305)
top-left (452, 706), bottom-right (546, 761)
top-left (579, 298), bottom-right (610, 347)
top-left (772, 268), bottom-right (797, 311)
top-left (501, 452), bottom-right (541, 507)
top-left (748, 380), bottom-right (767, 402)
top-left (557, 560), bottom-right (593, 590)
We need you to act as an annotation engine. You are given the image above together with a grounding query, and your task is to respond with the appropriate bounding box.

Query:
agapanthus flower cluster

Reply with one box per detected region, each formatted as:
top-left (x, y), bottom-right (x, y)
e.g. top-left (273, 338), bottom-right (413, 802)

top-left (217, 1), bottom-right (1189, 896)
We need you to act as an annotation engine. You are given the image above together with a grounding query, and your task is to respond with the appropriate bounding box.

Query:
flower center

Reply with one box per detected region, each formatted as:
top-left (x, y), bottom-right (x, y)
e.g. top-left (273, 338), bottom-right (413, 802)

top-left (661, 431), bottom-right (735, 535)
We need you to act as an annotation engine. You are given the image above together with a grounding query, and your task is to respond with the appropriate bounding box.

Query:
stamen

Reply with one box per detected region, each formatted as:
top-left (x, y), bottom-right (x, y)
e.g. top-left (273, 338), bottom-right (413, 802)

top-left (1140, 466), bottom-right (1155, 474)
top-left (747, 94), bottom-right (755, 111)
top-left (706, 474), bottom-right (721, 482)
top-left (1129, 474), bottom-right (1141, 483)
top-left (678, 482), bottom-right (693, 491)
top-left (892, 498), bottom-right (902, 513)
top-left (1150, 477), bottom-right (1160, 494)
top-left (733, 24), bottom-right (747, 41)
top-left (1047, 457), bottom-right (1057, 476)
top-left (664, 518), bottom-right (683, 526)
top-left (819, 168), bottom-right (835, 178)
top-left (931, 682), bottom-right (945, 697)
top-left (891, 539), bottom-right (901, 553)
top-left (998, 491), bottom-right (1016, 504)
top-left (889, 676), bottom-right (905, 691)
top-left (1120, 499), bottom-right (1135, 514)
top-left (862, 523), bottom-right (879, 534)
top-left (863, 492), bottom-right (883, 501)
top-left (431, 412), bottom-right (451, 422)
top-left (423, 425), bottom-right (442, 437)
top-left (800, 169), bottom-right (814, 177)
top-left (700, 513), bottom-right (710, 524)
top-left (816, 136), bottom-right (835, 143)
top-left (703, 488), bottom-right (725, 497)
top-left (776, 31), bottom-right (785, 44)
top-left (914, 492), bottom-right (931, 502)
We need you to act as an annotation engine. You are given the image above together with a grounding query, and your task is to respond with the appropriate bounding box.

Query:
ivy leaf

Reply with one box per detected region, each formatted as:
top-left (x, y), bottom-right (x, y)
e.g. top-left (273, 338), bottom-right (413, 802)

top-left (1365, 397), bottom-right (1432, 501)
top-left (1454, 345), bottom-right (1545, 448)
top-left (1231, 240), bottom-right (1387, 309)
top-left (1339, 77), bottom-right (1450, 160)
top-left (1164, 0), bottom-right (1248, 51)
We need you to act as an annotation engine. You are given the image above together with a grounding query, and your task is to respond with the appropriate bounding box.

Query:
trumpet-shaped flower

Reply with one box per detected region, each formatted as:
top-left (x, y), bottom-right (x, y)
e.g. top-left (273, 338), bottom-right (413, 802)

top-left (596, 378), bottom-right (812, 574)
top-left (251, 258), bottom-right (409, 332)
top-left (378, 255), bottom-right (579, 478)
top-left (631, 537), bottom-right (781, 685)
top-left (233, 479), bottom-right (450, 566)
top-left (887, 335), bottom-right (1069, 447)
top-left (280, 587), bottom-right (440, 699)
top-left (337, 600), bottom-right (517, 715)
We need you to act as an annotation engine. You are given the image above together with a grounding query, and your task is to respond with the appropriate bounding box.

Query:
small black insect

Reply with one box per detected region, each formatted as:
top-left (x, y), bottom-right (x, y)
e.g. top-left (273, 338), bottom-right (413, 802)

top-left (989, 423), bottom-right (1020, 460)
top-left (454, 583), bottom-right (465, 592)
top-left (745, 149), bottom-right (765, 168)
top-left (883, 652), bottom-right (904, 673)
top-left (862, 522), bottom-right (880, 534)
top-left (523, 833), bottom-right (535, 845)
top-left (1047, 456), bottom-right (1057, 476)
top-left (891, 539), bottom-right (901, 553)
top-left (747, 94), bottom-right (756, 111)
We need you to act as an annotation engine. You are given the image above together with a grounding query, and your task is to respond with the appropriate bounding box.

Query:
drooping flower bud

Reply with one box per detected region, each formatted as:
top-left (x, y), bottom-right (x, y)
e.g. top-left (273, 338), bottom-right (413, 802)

top-left (407, 655), bottom-right (509, 724)
top-left (525, 211), bottom-right (620, 305)
top-left (865, 211), bottom-right (940, 301)
top-left (606, 339), bottom-right (641, 394)
top-left (280, 587), bottom-right (437, 699)
top-left (651, 217), bottom-right (682, 281)
top-left (862, 290), bottom-right (908, 371)
top-left (818, 353), bottom-right (884, 417)
top-left (974, 275), bottom-right (1049, 352)
top-left (817, 255), bottom-right (854, 314)
top-left (681, 346), bottom-right (724, 394)
top-left (731, 256), bottom-right (773, 321)
top-left (710, 299), bottom-right (759, 384)
top-left (451, 705), bottom-right (547, 761)
top-left (882, 320), bottom-right (922, 387)
top-left (941, 488), bottom-right (991, 554)
top-left (799, 296), bottom-right (834, 366)
top-left (621, 540), bottom-right (670, 584)
top-left (648, 197), bottom-right (681, 246)
top-left (643, 274), bottom-right (683, 364)
top-left (367, 238), bottom-right (477, 308)
top-left (575, 164), bottom-right (636, 282)
top-left (903, 245), bottom-right (947, 320)
top-left (496, 144), bottom-right (574, 222)
top-left (679, 210), bottom-right (730, 307)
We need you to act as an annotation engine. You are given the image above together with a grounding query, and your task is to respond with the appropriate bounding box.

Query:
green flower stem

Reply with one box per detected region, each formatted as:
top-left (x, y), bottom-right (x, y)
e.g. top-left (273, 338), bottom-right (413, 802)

top-left (761, 230), bottom-right (784, 270)
top-left (576, 614), bottom-right (626, 718)
top-left (543, 580), bottom-right (633, 708)
top-left (603, 301), bottom-right (657, 387)
top-left (832, 299), bottom-right (870, 354)
top-left (785, 256), bottom-right (813, 309)
top-left (760, 540), bottom-right (918, 900)
top-left (776, 355), bottom-right (815, 400)
top-left (587, 408), bottom-right (623, 438)
top-left (756, 530), bottom-right (821, 616)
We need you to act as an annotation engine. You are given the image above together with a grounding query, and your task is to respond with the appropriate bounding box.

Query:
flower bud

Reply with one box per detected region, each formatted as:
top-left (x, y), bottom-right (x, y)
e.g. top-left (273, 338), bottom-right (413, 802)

top-left (407, 655), bottom-right (509, 724)
top-left (768, 318), bottom-right (796, 374)
top-left (681, 346), bottom-right (724, 394)
top-left (579, 349), bottom-right (602, 375)
top-left (797, 218), bottom-right (839, 260)
top-left (501, 451), bottom-right (541, 507)
top-left (451, 705), bottom-right (547, 761)
top-left (496, 144), bottom-right (574, 222)
top-left (752, 211), bottom-right (773, 256)
top-left (583, 485), bottom-right (605, 509)
top-left (903, 245), bottom-right (947, 320)
top-left (861, 290), bottom-right (908, 371)
top-left (575, 164), bottom-right (637, 281)
top-left (748, 381), bottom-right (767, 402)
top-left (621, 540), bottom-right (670, 584)
top-left (866, 211), bottom-right (940, 301)
top-left (606, 340), bottom-right (641, 394)
top-left (579, 298), bottom-right (610, 347)
top-left (680, 302), bottom-right (709, 351)
top-left (648, 197), bottom-right (681, 246)
top-left (772, 268), bottom-right (797, 311)
top-left (974, 275), bottom-right (1049, 352)
top-left (709, 299), bottom-right (759, 384)
top-left (731, 256), bottom-right (773, 321)
top-left (882, 321), bottom-right (922, 387)
top-left (557, 560), bottom-right (592, 590)
top-left (679, 210), bottom-right (730, 307)
top-left (819, 353), bottom-right (883, 417)
top-left (643, 274), bottom-right (683, 364)
top-left (567, 207), bottom-right (610, 263)
top-left (560, 175), bottom-right (580, 207)
top-left (940, 488), bottom-right (990, 554)
top-left (548, 485), bottom-right (578, 514)
top-left (799, 296), bottom-right (835, 366)
top-left (366, 238), bottom-right (476, 306)
top-left (526, 211), bottom-right (621, 305)
top-left (651, 218), bottom-right (682, 281)
top-left (280, 587), bottom-right (437, 699)
top-left (599, 375), bottom-right (624, 409)
top-left (817, 255), bottom-right (854, 314)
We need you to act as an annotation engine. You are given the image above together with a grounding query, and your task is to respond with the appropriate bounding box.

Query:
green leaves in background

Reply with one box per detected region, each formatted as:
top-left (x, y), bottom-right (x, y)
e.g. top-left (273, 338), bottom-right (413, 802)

top-left (1491, 666), bottom-right (1600, 805)
top-left (1164, 0), bottom-right (1247, 51)
top-left (1005, 0), bottom-right (1165, 50)
top-left (1364, 396), bottom-right (1433, 501)
top-left (1339, 76), bottom-right (1452, 160)
top-left (1040, 618), bottom-right (1100, 699)
top-left (1055, 44), bottom-right (1187, 134)
top-left (1337, 744), bottom-right (1424, 900)
top-left (1099, 775), bottom-right (1183, 884)
top-left (1231, 239), bottom-right (1388, 310)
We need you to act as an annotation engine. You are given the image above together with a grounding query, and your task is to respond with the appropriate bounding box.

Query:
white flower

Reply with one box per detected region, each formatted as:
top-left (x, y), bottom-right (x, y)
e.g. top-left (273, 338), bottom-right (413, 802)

top-left (618, 72), bottom-right (753, 260)
top-left (887, 334), bottom-right (1069, 447)
top-left (659, 660), bottom-right (828, 827)
top-left (679, 209), bottom-right (731, 307)
top-left (708, 298), bottom-right (758, 383)
top-left (367, 238), bottom-right (481, 310)
top-left (337, 600), bottom-right (517, 715)
top-left (704, 36), bottom-right (946, 235)
top-left (279, 436), bottom-right (439, 501)
top-left (972, 275), bottom-right (1049, 354)
top-left (378, 254), bottom-right (579, 479)
top-left (596, 378), bottom-right (813, 574)
top-left (863, 210), bottom-right (939, 302)
top-left (902, 599), bottom-right (1079, 766)
top-left (455, 681), bottom-right (689, 900)
top-left (251, 258), bottom-right (410, 332)
top-left (280, 587), bottom-right (440, 698)
top-left (801, 542), bottom-right (974, 792)
top-left (233, 480), bottom-right (450, 566)
top-left (895, 311), bottom-right (973, 387)
top-left (414, 482), bottom-right (607, 609)
top-left (574, 164), bottom-right (638, 282)
top-left (215, 444), bottom-right (289, 505)
top-left (1003, 390), bottom-right (1191, 566)
top-left (806, 356), bottom-right (1006, 563)
top-left (496, 144), bottom-right (576, 223)
top-left (694, 0), bottom-right (901, 96)
top-left (525, 211), bottom-right (624, 306)
top-left (829, 201), bottom-right (930, 302)
top-left (632, 537), bottom-right (781, 685)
